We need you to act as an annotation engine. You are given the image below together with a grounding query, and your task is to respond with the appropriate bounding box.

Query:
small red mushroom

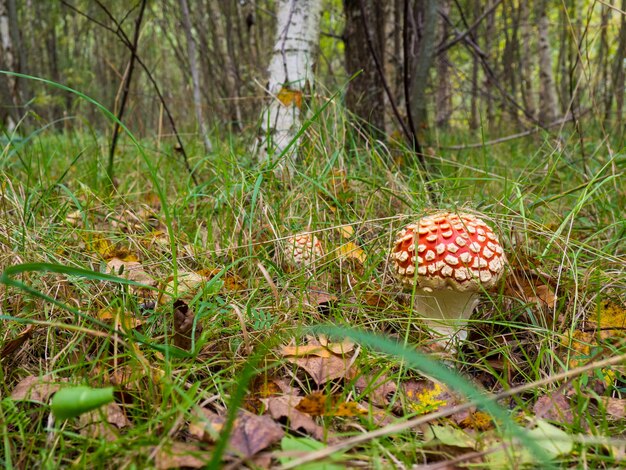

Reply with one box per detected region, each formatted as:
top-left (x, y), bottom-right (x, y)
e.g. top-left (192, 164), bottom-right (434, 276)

top-left (391, 211), bottom-right (506, 345)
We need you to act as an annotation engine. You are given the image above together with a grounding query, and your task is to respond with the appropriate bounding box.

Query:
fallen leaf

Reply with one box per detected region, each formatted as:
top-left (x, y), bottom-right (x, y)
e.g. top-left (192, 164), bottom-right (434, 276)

top-left (336, 225), bottom-right (354, 239)
top-left (526, 418), bottom-right (574, 457)
top-left (155, 442), bottom-right (210, 470)
top-left (589, 300), bottom-right (626, 330)
top-left (106, 257), bottom-right (153, 285)
top-left (593, 396), bottom-right (626, 419)
top-left (11, 375), bottom-right (67, 402)
top-left (318, 335), bottom-right (354, 355)
top-left (295, 392), bottom-right (329, 416)
top-left (279, 436), bottom-right (345, 469)
top-left (286, 354), bottom-right (353, 386)
top-left (281, 343), bottom-right (333, 358)
top-left (173, 300), bottom-right (203, 351)
top-left (351, 370), bottom-right (397, 407)
top-left (97, 307), bottom-right (144, 330)
top-left (304, 288), bottom-right (338, 315)
top-left (1, 325), bottom-right (36, 358)
top-left (337, 242), bottom-right (366, 265)
top-left (190, 408), bottom-right (284, 459)
top-left (533, 393), bottom-right (574, 425)
top-left (78, 402), bottom-right (130, 440)
top-left (263, 395), bottom-right (325, 440)
top-left (505, 268), bottom-right (557, 310)
top-left (424, 424), bottom-right (476, 449)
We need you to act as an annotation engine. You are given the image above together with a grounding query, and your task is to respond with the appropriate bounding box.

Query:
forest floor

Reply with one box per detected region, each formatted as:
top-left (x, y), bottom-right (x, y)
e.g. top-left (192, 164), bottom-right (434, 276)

top-left (1, 117), bottom-right (625, 468)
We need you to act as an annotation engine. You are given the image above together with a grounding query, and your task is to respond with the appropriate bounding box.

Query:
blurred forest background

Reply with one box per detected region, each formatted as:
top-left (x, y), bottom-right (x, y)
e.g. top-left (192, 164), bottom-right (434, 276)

top-left (2, 0), bottom-right (626, 150)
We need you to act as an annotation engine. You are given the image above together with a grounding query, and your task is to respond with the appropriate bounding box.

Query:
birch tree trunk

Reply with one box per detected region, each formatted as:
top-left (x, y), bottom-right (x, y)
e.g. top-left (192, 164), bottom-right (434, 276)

top-left (180, 0), bottom-right (212, 153)
top-left (256, 0), bottom-right (322, 174)
top-left (0, 0), bottom-right (18, 128)
top-left (536, 0), bottom-right (558, 124)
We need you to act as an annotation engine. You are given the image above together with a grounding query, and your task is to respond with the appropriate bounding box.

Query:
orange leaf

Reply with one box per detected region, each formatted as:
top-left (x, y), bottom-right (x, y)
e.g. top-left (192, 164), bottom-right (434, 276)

top-left (276, 87), bottom-right (303, 108)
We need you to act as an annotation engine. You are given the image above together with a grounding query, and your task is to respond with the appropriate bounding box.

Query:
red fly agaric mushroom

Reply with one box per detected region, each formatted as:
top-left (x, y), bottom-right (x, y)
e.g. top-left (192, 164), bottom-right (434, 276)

top-left (391, 212), bottom-right (505, 343)
top-left (284, 232), bottom-right (324, 270)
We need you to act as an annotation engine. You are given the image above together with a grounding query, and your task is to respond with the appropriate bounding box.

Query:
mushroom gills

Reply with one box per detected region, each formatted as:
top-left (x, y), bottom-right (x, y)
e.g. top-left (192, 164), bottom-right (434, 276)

top-left (412, 288), bottom-right (480, 342)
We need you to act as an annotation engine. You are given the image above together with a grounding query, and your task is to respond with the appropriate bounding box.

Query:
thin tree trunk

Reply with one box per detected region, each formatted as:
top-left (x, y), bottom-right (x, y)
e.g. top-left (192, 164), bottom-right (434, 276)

top-left (344, 0), bottom-right (387, 137)
top-left (435, 0), bottom-right (451, 129)
top-left (256, 0), bottom-right (322, 175)
top-left (409, 0), bottom-right (438, 134)
top-left (536, 0), bottom-right (558, 125)
top-left (0, 0), bottom-right (18, 128)
top-left (469, 54), bottom-right (479, 130)
top-left (519, 0), bottom-right (535, 119)
top-left (484, 0), bottom-right (496, 130)
top-left (611, 0), bottom-right (626, 131)
top-left (180, 0), bottom-right (212, 153)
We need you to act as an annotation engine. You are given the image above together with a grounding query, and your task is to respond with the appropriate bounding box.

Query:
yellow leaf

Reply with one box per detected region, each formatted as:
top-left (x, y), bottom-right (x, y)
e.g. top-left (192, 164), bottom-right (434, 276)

top-left (336, 225), bottom-right (354, 239)
top-left (338, 242), bottom-right (366, 264)
top-left (276, 87), bottom-right (303, 108)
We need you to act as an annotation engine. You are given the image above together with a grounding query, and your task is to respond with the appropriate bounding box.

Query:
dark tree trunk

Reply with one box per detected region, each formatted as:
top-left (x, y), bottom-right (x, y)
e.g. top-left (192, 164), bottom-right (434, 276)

top-left (343, 0), bottom-right (387, 137)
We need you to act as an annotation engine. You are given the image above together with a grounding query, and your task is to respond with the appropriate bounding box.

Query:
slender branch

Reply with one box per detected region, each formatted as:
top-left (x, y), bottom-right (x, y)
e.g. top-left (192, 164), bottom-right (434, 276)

top-left (436, 0), bottom-right (503, 55)
top-left (106, 0), bottom-right (147, 183)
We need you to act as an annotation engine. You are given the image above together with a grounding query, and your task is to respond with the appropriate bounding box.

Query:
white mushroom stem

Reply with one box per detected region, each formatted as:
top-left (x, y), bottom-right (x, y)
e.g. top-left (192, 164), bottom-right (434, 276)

top-left (413, 288), bottom-right (480, 342)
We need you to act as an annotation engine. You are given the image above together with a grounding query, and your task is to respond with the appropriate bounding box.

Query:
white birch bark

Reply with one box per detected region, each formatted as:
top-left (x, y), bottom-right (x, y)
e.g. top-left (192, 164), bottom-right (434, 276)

top-left (180, 0), bottom-right (212, 153)
top-left (0, 0), bottom-right (16, 129)
top-left (256, 0), bottom-right (322, 174)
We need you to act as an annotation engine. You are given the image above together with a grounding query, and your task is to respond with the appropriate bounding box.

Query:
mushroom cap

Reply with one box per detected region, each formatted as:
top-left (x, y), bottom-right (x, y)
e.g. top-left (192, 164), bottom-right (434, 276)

top-left (284, 232), bottom-right (324, 267)
top-left (391, 212), bottom-right (505, 292)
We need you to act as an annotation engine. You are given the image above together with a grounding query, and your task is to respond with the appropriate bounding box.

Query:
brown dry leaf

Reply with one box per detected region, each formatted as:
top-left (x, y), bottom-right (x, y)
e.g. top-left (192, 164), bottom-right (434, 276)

top-left (595, 397), bottom-right (626, 419)
top-left (281, 343), bottom-right (332, 358)
top-left (78, 402), bottom-right (130, 441)
top-left (190, 408), bottom-right (284, 459)
top-left (295, 392), bottom-right (329, 416)
top-left (97, 307), bottom-right (144, 330)
top-left (245, 376), bottom-right (287, 413)
top-left (352, 370), bottom-right (397, 407)
top-left (286, 354), bottom-right (353, 386)
top-left (318, 334), bottom-right (354, 355)
top-left (106, 257), bottom-right (154, 286)
top-left (304, 288), bottom-right (338, 315)
top-left (263, 395), bottom-right (324, 440)
top-left (155, 442), bottom-right (210, 470)
top-left (533, 393), bottom-right (574, 425)
top-left (173, 300), bottom-right (203, 351)
top-left (11, 375), bottom-right (67, 402)
top-left (276, 87), bottom-right (303, 108)
top-left (505, 269), bottom-right (557, 308)
top-left (1, 325), bottom-right (37, 358)
top-left (65, 210), bottom-right (83, 226)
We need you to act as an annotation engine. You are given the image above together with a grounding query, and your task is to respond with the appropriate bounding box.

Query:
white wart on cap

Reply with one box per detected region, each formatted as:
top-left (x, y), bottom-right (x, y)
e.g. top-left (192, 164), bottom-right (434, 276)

top-left (391, 212), bottom-right (506, 344)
